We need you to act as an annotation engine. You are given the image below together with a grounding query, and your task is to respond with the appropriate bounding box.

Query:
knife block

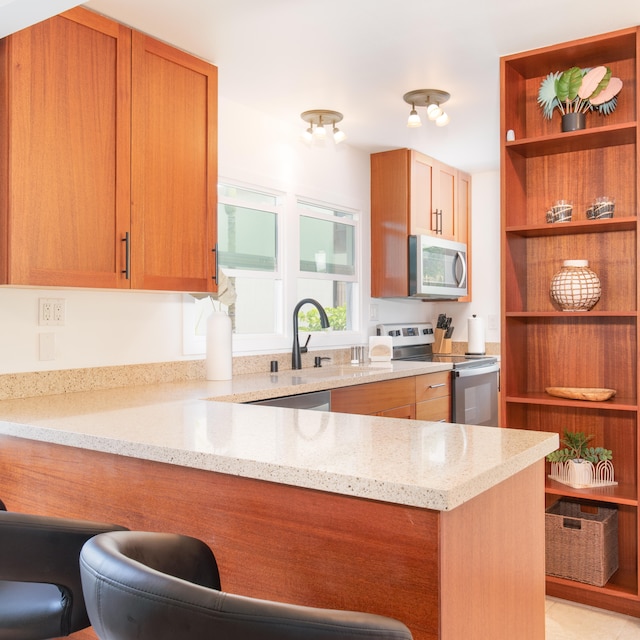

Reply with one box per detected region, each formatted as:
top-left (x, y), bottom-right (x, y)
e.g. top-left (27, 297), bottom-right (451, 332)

top-left (433, 328), bottom-right (452, 354)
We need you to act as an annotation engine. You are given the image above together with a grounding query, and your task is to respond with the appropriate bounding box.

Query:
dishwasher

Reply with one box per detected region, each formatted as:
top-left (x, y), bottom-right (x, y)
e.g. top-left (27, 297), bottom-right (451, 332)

top-left (249, 390), bottom-right (331, 411)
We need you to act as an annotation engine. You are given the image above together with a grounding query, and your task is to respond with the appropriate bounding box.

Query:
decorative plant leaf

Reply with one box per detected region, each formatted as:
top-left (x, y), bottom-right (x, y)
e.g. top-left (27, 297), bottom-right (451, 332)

top-left (556, 66), bottom-right (583, 106)
top-left (578, 66), bottom-right (607, 99)
top-left (538, 71), bottom-right (561, 119)
top-left (590, 76), bottom-right (623, 105)
top-left (587, 66), bottom-right (612, 102)
top-left (537, 64), bottom-right (620, 120)
top-left (546, 430), bottom-right (613, 463)
top-left (595, 95), bottom-right (618, 115)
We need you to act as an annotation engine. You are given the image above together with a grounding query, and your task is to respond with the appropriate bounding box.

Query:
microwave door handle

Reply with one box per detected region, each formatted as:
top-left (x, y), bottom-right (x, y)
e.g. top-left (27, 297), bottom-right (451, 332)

top-left (455, 251), bottom-right (467, 288)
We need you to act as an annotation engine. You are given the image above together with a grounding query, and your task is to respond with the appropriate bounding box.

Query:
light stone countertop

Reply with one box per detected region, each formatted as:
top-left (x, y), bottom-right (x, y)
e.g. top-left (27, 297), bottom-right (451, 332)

top-left (0, 361), bottom-right (558, 511)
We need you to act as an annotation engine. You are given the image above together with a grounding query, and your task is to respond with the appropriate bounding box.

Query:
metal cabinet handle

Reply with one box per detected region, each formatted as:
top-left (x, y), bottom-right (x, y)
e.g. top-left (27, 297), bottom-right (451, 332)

top-left (428, 382), bottom-right (446, 389)
top-left (212, 243), bottom-right (219, 285)
top-left (121, 232), bottom-right (130, 280)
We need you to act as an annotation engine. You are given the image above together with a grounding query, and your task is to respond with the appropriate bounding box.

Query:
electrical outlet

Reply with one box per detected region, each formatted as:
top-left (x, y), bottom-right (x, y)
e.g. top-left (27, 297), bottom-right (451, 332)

top-left (369, 304), bottom-right (379, 321)
top-left (39, 298), bottom-right (65, 326)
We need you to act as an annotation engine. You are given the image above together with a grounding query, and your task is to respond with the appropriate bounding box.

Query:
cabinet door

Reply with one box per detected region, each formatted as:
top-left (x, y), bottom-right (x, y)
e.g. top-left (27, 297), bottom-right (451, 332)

top-left (434, 161), bottom-right (457, 239)
top-left (130, 32), bottom-right (217, 292)
top-left (331, 378), bottom-right (415, 416)
top-left (3, 9), bottom-right (131, 287)
top-left (409, 151), bottom-right (435, 235)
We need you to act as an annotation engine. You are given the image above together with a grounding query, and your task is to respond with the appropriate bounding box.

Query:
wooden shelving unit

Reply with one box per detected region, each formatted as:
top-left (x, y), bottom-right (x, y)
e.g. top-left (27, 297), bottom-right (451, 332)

top-left (500, 27), bottom-right (640, 616)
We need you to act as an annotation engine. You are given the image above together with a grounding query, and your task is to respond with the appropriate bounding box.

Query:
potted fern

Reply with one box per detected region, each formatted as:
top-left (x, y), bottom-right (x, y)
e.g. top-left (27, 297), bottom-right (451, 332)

top-left (547, 430), bottom-right (615, 488)
top-left (538, 65), bottom-right (623, 131)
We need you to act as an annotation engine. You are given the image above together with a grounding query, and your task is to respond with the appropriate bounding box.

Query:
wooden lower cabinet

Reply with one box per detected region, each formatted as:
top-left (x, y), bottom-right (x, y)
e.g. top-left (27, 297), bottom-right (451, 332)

top-left (331, 371), bottom-right (451, 422)
top-left (331, 377), bottom-right (415, 416)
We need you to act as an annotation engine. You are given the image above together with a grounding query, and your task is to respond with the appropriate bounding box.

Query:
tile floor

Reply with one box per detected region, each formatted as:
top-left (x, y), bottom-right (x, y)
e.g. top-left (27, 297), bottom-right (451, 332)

top-left (546, 597), bottom-right (640, 639)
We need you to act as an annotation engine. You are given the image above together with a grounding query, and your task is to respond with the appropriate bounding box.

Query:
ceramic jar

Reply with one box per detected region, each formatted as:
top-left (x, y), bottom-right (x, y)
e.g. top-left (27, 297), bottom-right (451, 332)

top-left (550, 259), bottom-right (601, 311)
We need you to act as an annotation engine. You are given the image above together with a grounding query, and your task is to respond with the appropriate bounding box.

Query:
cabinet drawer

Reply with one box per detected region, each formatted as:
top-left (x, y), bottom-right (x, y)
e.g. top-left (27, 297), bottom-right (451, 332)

top-left (331, 378), bottom-right (415, 416)
top-left (415, 371), bottom-right (451, 402)
top-left (415, 397), bottom-right (450, 423)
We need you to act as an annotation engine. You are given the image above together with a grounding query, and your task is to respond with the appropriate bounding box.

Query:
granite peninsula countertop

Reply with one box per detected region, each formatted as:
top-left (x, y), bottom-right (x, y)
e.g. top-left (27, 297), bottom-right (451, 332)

top-left (0, 361), bottom-right (558, 511)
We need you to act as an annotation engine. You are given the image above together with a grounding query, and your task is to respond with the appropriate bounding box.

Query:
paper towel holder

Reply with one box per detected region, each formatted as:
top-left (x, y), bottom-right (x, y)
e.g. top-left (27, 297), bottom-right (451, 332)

top-left (465, 314), bottom-right (486, 356)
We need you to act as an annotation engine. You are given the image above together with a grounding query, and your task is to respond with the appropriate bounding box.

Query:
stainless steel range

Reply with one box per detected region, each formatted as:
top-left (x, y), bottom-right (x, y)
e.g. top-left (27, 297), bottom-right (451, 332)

top-left (376, 322), bottom-right (500, 426)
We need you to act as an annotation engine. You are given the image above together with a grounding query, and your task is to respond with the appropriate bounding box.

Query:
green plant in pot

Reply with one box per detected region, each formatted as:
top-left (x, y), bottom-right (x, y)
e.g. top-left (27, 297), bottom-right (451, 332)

top-left (538, 66), bottom-right (623, 131)
top-left (547, 430), bottom-right (613, 464)
top-left (547, 430), bottom-right (613, 487)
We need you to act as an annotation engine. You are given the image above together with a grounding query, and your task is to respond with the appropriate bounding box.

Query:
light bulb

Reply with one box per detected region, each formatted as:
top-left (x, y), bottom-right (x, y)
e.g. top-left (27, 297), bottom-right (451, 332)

top-left (333, 126), bottom-right (346, 143)
top-left (407, 108), bottom-right (421, 128)
top-left (302, 126), bottom-right (314, 142)
top-left (314, 123), bottom-right (327, 139)
top-left (427, 103), bottom-right (442, 121)
top-left (435, 111), bottom-right (450, 127)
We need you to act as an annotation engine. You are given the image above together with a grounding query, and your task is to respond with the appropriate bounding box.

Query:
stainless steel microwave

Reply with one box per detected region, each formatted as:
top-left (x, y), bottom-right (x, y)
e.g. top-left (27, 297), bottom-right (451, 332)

top-left (408, 234), bottom-right (468, 299)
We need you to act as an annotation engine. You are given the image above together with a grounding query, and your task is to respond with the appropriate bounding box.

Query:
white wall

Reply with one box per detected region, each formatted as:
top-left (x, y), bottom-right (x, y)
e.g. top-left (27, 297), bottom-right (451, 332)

top-left (0, 96), bottom-right (501, 374)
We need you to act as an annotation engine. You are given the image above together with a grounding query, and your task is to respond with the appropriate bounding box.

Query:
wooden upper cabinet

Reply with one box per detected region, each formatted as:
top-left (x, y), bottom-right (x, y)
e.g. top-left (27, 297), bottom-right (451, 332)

top-left (0, 9), bottom-right (132, 288)
top-left (0, 7), bottom-right (218, 292)
top-left (130, 32), bottom-right (217, 292)
top-left (371, 147), bottom-right (470, 298)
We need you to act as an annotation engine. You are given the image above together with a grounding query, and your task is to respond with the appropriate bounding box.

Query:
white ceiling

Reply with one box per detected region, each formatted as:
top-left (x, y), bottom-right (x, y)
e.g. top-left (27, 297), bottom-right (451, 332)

top-left (10, 0), bottom-right (640, 173)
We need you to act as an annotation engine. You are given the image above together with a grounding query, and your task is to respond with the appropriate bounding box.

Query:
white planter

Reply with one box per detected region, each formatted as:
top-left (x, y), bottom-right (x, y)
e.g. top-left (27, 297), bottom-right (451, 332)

top-left (549, 459), bottom-right (617, 489)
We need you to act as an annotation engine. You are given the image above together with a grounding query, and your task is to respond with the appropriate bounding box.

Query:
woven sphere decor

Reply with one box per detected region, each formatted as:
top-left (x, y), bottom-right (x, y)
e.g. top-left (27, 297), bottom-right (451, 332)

top-left (550, 260), bottom-right (601, 311)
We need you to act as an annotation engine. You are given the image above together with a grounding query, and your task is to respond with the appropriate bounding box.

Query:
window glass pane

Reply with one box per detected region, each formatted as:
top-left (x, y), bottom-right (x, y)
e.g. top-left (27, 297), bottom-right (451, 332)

top-left (218, 184), bottom-right (277, 207)
top-left (299, 216), bottom-right (354, 276)
top-left (298, 201), bottom-right (355, 220)
top-left (296, 279), bottom-right (353, 332)
top-left (218, 203), bottom-right (277, 271)
top-left (231, 277), bottom-right (279, 334)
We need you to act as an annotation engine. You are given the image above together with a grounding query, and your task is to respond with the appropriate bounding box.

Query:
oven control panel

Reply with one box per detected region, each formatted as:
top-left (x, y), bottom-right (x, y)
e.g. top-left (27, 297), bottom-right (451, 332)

top-left (375, 323), bottom-right (434, 347)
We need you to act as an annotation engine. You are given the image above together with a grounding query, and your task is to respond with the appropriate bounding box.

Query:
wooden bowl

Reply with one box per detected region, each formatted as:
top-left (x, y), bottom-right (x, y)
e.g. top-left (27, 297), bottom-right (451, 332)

top-left (545, 387), bottom-right (616, 402)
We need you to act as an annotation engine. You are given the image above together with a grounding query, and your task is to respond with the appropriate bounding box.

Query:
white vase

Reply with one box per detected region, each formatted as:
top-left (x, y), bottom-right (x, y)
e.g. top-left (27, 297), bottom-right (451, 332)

top-left (206, 311), bottom-right (233, 380)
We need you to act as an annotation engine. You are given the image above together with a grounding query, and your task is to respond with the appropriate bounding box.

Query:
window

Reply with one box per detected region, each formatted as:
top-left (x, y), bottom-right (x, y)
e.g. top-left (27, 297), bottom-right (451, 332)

top-left (297, 200), bottom-right (358, 333)
top-left (216, 183), bottom-right (283, 336)
top-left (183, 182), bottom-right (362, 355)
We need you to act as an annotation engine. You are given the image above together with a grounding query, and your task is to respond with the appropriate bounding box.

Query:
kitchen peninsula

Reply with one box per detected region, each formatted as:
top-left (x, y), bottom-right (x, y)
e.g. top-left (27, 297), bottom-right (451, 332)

top-left (0, 363), bottom-right (557, 640)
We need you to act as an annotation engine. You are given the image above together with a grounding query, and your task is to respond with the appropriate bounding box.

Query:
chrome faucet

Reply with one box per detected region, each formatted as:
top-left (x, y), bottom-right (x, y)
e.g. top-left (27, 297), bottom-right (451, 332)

top-left (291, 298), bottom-right (330, 370)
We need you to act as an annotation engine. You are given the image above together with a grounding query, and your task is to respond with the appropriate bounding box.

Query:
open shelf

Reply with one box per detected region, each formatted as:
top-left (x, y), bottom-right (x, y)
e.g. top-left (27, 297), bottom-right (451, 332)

top-left (506, 122), bottom-right (637, 157)
top-left (501, 26), bottom-right (640, 615)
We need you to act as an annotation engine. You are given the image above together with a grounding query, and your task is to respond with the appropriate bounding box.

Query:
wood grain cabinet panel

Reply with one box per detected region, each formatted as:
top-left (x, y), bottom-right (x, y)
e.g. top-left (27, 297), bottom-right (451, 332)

top-left (0, 7), bottom-right (218, 291)
top-left (501, 26), bottom-right (640, 616)
top-left (331, 377), bottom-right (415, 417)
top-left (0, 10), bottom-right (131, 288)
top-left (130, 32), bottom-right (217, 291)
top-left (415, 371), bottom-right (451, 422)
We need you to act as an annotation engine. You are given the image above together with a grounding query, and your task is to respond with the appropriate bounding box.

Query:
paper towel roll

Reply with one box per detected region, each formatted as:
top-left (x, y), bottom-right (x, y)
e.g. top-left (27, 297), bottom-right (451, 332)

top-left (206, 311), bottom-right (233, 380)
top-left (467, 314), bottom-right (486, 355)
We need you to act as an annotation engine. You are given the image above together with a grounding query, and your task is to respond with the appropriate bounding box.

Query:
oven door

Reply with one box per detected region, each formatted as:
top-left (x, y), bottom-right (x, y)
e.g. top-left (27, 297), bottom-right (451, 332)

top-left (451, 363), bottom-right (500, 426)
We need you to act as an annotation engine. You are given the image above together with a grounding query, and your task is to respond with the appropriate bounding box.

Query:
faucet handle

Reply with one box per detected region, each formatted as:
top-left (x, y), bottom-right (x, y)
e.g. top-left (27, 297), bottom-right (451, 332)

top-left (300, 334), bottom-right (311, 354)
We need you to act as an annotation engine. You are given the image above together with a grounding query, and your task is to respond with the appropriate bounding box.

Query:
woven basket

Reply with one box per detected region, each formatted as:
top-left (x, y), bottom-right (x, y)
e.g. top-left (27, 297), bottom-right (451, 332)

top-left (545, 500), bottom-right (618, 586)
top-left (550, 260), bottom-right (601, 311)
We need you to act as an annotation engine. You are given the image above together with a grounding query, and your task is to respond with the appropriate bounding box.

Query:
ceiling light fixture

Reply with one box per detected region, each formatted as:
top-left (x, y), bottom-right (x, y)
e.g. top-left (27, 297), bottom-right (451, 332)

top-left (301, 110), bottom-right (346, 144)
top-left (402, 89), bottom-right (451, 128)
